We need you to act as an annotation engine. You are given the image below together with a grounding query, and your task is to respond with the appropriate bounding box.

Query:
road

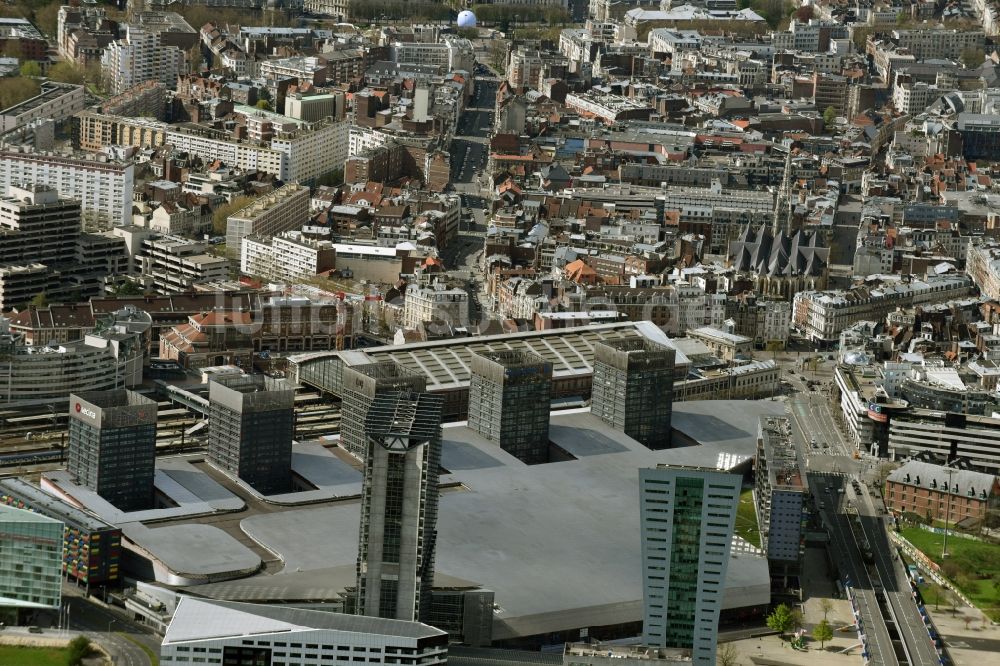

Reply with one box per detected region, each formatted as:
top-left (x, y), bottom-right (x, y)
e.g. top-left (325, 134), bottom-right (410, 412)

top-left (450, 78), bottom-right (496, 196)
top-left (856, 481), bottom-right (942, 666)
top-left (813, 472), bottom-right (898, 666)
top-left (64, 589), bottom-right (158, 666)
top-left (790, 372), bottom-right (943, 666)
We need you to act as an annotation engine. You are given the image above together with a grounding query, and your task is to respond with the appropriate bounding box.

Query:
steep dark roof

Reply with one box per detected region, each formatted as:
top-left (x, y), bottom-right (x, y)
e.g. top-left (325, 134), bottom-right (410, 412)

top-left (728, 225), bottom-right (829, 278)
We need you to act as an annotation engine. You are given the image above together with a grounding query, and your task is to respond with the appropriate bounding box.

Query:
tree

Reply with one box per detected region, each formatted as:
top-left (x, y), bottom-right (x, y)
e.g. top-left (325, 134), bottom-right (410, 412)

top-left (812, 619), bottom-right (834, 649)
top-left (18, 60), bottom-right (41, 78)
top-left (29, 291), bottom-right (47, 308)
top-left (823, 106), bottom-right (837, 128)
top-left (962, 615), bottom-right (973, 630)
top-left (0, 77), bottom-right (41, 108)
top-left (716, 641), bottom-right (740, 666)
top-left (794, 5), bottom-right (814, 21)
top-left (766, 603), bottom-right (794, 638)
top-left (211, 195), bottom-right (254, 236)
top-left (961, 47), bottom-right (985, 69)
top-left (113, 279), bottom-right (145, 296)
top-left (820, 598), bottom-right (834, 621)
top-left (35, 3), bottom-right (61, 37)
top-left (47, 61), bottom-right (85, 84)
top-left (255, 99), bottom-right (272, 111)
top-left (66, 635), bottom-right (94, 665)
top-left (851, 26), bottom-right (873, 53)
top-left (790, 607), bottom-right (804, 632)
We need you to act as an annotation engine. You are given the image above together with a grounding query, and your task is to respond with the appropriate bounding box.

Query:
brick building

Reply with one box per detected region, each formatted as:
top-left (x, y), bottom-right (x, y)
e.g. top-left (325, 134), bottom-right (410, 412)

top-left (885, 460), bottom-right (999, 527)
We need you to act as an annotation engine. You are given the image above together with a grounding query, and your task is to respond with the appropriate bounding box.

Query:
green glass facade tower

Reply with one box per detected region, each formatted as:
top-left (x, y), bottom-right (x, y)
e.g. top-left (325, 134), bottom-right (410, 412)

top-left (639, 465), bottom-right (740, 665)
top-left (0, 504), bottom-right (63, 610)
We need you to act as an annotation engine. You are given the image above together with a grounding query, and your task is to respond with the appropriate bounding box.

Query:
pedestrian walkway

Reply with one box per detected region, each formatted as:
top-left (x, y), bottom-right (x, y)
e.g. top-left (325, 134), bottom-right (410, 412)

top-left (926, 603), bottom-right (1000, 666)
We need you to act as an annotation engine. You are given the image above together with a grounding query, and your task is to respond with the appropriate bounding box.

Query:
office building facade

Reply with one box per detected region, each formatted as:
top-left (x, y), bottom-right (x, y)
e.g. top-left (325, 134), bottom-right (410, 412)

top-left (0, 478), bottom-right (121, 588)
top-left (208, 375), bottom-right (296, 495)
top-left (468, 350), bottom-right (553, 464)
top-left (639, 465), bottom-right (740, 665)
top-left (161, 597), bottom-right (448, 666)
top-left (67, 389), bottom-right (158, 512)
top-left (341, 362), bottom-right (428, 458)
top-left (0, 504), bottom-right (63, 610)
top-left (356, 391), bottom-right (443, 623)
top-left (592, 338), bottom-right (675, 449)
top-left (754, 417), bottom-right (805, 590)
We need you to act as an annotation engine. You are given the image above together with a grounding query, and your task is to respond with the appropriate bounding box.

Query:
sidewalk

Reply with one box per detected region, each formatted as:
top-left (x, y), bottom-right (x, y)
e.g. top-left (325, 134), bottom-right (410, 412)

top-left (926, 602), bottom-right (1000, 666)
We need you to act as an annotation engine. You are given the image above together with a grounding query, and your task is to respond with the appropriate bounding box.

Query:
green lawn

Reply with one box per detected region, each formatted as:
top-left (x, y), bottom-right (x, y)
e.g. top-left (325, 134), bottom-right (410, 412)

top-left (901, 527), bottom-right (1000, 621)
top-left (736, 488), bottom-right (761, 548)
top-left (0, 645), bottom-right (69, 666)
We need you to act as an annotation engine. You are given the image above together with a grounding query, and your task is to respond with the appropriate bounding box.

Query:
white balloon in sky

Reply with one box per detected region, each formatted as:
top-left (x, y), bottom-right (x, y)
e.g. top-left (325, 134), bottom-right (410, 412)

top-left (457, 10), bottom-right (477, 29)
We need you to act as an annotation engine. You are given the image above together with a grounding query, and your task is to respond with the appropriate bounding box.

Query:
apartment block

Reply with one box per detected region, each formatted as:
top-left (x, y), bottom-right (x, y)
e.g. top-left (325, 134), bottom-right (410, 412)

top-left (0, 82), bottom-right (85, 133)
top-left (402, 279), bottom-right (468, 329)
top-left (0, 151), bottom-right (134, 227)
top-left (139, 235), bottom-right (230, 293)
top-left (225, 183), bottom-right (310, 259)
top-left (891, 28), bottom-right (985, 60)
top-left (793, 275), bottom-right (975, 345)
top-left (240, 230), bottom-right (335, 281)
top-left (967, 241), bottom-right (1000, 300)
top-left (886, 460), bottom-right (998, 526)
top-left (101, 24), bottom-right (186, 95)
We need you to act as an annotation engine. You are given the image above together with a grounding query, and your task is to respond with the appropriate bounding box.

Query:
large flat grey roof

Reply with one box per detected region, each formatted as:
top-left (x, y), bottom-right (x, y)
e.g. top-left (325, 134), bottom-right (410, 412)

top-left (293, 321), bottom-right (690, 393)
top-left (123, 524), bottom-right (261, 583)
top-left (226, 400), bottom-right (780, 639)
top-left (164, 597), bottom-right (445, 644)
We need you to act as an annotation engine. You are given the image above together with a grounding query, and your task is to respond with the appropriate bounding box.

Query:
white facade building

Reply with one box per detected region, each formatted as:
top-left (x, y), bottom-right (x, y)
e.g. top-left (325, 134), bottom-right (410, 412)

top-left (640, 465), bottom-right (740, 665)
top-left (226, 183), bottom-right (311, 259)
top-left (101, 25), bottom-right (185, 96)
top-left (0, 151), bottom-right (134, 227)
top-left (160, 597), bottom-right (448, 666)
top-left (403, 279), bottom-right (469, 329)
top-left (240, 230), bottom-right (335, 281)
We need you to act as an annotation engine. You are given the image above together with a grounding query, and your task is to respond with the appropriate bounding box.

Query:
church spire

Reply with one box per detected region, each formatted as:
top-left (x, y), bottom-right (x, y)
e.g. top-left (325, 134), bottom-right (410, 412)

top-left (773, 146), bottom-right (793, 235)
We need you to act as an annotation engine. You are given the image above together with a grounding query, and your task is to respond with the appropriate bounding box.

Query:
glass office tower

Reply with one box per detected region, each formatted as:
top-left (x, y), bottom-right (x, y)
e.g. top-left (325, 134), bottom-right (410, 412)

top-left (639, 465), bottom-right (740, 665)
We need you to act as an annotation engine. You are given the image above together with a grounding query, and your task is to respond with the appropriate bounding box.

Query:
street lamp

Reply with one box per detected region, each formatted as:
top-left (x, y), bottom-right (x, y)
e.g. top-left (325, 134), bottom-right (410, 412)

top-left (941, 459), bottom-right (959, 560)
top-left (107, 618), bottom-right (117, 634)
